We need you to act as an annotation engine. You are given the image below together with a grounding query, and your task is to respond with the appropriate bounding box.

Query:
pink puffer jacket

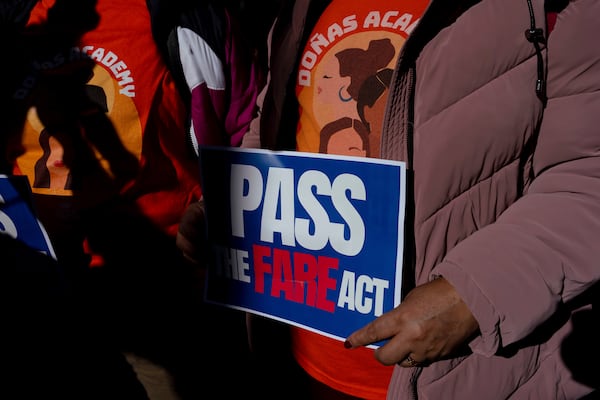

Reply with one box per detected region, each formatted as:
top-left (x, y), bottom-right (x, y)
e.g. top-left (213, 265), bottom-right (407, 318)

top-left (384, 0), bottom-right (600, 398)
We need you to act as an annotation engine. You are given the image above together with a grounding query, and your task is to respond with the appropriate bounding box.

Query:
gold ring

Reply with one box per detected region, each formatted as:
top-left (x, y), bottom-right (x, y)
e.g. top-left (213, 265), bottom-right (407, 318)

top-left (405, 355), bottom-right (419, 367)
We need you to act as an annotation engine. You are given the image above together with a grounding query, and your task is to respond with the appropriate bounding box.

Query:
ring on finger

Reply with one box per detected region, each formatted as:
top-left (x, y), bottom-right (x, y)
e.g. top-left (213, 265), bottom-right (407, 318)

top-left (405, 355), bottom-right (419, 367)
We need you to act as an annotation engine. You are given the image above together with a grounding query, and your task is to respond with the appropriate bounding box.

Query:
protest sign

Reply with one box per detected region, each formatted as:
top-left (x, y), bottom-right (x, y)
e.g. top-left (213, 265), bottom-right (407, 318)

top-left (199, 147), bottom-right (405, 345)
top-left (0, 174), bottom-right (56, 258)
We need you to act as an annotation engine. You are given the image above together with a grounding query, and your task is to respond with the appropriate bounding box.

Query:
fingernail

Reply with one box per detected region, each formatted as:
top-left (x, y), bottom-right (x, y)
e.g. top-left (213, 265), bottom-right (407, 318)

top-left (344, 340), bottom-right (352, 349)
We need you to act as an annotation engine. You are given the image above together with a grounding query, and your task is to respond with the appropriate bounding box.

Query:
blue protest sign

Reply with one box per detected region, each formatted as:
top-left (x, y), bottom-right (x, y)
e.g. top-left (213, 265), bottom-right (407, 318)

top-left (0, 175), bottom-right (56, 258)
top-left (199, 147), bottom-right (405, 346)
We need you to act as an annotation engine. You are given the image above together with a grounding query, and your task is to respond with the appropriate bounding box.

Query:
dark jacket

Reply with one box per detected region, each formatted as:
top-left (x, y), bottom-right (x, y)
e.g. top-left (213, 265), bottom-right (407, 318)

top-left (147, 0), bottom-right (261, 152)
top-left (244, 0), bottom-right (600, 398)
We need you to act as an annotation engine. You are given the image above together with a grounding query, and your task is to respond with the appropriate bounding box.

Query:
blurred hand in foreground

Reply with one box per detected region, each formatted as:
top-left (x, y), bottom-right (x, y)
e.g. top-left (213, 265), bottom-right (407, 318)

top-left (176, 199), bottom-right (208, 267)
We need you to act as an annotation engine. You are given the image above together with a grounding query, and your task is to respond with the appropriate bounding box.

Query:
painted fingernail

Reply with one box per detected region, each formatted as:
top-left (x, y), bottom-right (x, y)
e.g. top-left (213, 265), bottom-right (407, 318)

top-left (344, 340), bottom-right (352, 349)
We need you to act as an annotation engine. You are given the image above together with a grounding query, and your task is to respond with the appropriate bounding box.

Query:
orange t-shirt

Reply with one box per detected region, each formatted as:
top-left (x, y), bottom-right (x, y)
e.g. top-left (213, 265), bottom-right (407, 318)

top-left (12, 0), bottom-right (201, 267)
top-left (294, 0), bottom-right (427, 398)
top-left (17, 0), bottom-right (201, 228)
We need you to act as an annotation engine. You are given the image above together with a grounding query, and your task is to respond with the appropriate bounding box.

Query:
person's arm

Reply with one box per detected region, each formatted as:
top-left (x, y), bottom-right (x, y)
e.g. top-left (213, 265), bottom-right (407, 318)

top-left (220, 8), bottom-right (262, 147)
top-left (436, 128), bottom-right (600, 356)
top-left (432, 0), bottom-right (600, 357)
top-left (177, 5), bottom-right (261, 149)
top-left (176, 5), bottom-right (264, 264)
top-left (347, 0), bottom-right (600, 366)
top-left (240, 14), bottom-right (277, 150)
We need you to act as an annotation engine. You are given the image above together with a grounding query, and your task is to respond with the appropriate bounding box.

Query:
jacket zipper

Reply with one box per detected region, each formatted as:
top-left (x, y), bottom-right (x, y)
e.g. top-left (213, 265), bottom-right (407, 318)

top-left (406, 66), bottom-right (420, 400)
top-left (410, 367), bottom-right (423, 400)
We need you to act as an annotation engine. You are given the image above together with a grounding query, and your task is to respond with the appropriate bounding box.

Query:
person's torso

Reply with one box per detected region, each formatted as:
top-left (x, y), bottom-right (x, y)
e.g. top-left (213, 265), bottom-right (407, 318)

top-left (386, 0), bottom-right (599, 398)
top-left (12, 0), bottom-right (200, 267)
top-left (289, 0), bottom-right (428, 398)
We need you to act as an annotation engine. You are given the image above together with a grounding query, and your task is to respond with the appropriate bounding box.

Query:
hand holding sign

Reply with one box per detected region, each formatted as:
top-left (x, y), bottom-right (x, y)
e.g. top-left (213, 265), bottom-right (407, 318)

top-left (344, 276), bottom-right (479, 366)
top-left (199, 147), bottom-right (406, 346)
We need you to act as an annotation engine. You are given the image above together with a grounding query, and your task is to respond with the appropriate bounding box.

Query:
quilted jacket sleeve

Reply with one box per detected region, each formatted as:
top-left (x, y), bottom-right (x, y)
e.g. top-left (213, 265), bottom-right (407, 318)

top-left (434, 0), bottom-right (600, 356)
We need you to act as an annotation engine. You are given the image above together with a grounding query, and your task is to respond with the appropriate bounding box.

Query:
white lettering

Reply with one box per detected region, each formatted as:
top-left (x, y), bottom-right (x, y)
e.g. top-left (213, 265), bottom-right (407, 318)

top-left (82, 47), bottom-right (137, 96)
top-left (214, 245), bottom-right (251, 282)
top-left (296, 170), bottom-right (331, 251)
top-left (338, 270), bottom-right (389, 316)
top-left (309, 33), bottom-right (329, 57)
top-left (297, 11), bottom-right (415, 88)
top-left (381, 11), bottom-right (400, 28)
top-left (260, 167), bottom-right (295, 245)
top-left (330, 173), bottom-right (365, 256)
top-left (230, 164), bottom-right (263, 238)
top-left (342, 15), bottom-right (358, 33)
top-left (392, 13), bottom-right (414, 32)
top-left (229, 164), bottom-right (367, 256)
